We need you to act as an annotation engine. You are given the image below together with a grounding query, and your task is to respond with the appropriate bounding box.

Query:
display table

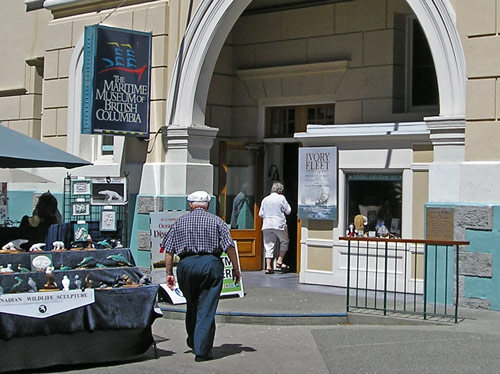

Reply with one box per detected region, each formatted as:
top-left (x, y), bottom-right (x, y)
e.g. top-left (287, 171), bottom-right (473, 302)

top-left (0, 249), bottom-right (161, 372)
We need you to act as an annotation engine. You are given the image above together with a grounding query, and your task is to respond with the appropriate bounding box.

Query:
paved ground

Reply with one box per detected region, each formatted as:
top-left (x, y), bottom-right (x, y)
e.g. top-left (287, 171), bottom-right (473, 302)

top-left (18, 272), bottom-right (500, 373)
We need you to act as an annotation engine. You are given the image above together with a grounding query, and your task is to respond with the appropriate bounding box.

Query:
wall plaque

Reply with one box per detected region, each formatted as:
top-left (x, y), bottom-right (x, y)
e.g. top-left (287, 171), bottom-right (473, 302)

top-left (426, 207), bottom-right (454, 241)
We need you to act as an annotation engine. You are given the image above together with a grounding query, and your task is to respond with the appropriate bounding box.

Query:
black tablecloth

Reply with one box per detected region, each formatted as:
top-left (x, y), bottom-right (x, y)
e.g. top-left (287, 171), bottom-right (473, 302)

top-left (0, 285), bottom-right (161, 340)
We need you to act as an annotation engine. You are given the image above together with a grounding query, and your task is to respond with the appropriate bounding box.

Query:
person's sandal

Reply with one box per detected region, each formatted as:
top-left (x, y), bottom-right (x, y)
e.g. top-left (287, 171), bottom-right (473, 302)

top-left (276, 263), bottom-right (290, 272)
top-left (265, 269), bottom-right (274, 274)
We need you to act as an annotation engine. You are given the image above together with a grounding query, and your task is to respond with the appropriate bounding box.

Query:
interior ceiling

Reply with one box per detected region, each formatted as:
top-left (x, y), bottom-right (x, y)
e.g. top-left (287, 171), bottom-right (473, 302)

top-left (245, 0), bottom-right (354, 14)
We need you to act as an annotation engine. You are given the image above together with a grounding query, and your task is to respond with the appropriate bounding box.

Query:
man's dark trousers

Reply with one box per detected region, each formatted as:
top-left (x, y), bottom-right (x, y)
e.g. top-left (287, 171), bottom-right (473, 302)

top-left (177, 254), bottom-right (224, 357)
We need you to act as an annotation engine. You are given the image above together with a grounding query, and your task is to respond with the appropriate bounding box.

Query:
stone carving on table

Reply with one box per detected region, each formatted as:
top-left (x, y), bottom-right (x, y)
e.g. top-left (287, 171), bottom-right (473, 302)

top-left (62, 275), bottom-right (70, 291)
top-left (85, 274), bottom-right (94, 289)
top-left (113, 274), bottom-right (127, 288)
top-left (29, 243), bottom-right (46, 252)
top-left (17, 264), bottom-right (30, 273)
top-left (106, 254), bottom-right (133, 267)
top-left (74, 256), bottom-right (95, 269)
top-left (1, 264), bottom-right (14, 273)
top-left (42, 267), bottom-right (58, 291)
top-left (1, 239), bottom-right (28, 253)
top-left (96, 263), bottom-right (108, 269)
top-left (59, 264), bottom-right (72, 271)
top-left (51, 241), bottom-right (66, 252)
top-left (74, 274), bottom-right (82, 290)
top-left (10, 276), bottom-right (24, 293)
top-left (139, 275), bottom-right (152, 285)
top-left (28, 277), bottom-right (38, 292)
top-left (98, 281), bottom-right (111, 289)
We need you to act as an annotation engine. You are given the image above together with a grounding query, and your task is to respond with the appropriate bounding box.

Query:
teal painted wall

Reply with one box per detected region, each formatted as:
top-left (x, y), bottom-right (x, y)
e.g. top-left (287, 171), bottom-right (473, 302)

top-left (463, 206), bottom-right (500, 310)
top-left (6, 190), bottom-right (63, 224)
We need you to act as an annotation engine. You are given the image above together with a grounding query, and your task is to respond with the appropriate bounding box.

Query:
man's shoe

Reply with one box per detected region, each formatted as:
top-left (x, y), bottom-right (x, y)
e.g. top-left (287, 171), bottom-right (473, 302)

top-left (194, 354), bottom-right (213, 362)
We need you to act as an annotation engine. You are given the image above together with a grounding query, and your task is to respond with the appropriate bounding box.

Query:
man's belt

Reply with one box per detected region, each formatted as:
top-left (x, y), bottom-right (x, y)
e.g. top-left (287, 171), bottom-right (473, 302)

top-left (178, 250), bottom-right (222, 260)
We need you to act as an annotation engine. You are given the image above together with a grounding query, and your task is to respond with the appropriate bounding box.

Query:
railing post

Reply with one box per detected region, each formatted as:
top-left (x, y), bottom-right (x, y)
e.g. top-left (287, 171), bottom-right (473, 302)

top-left (383, 241), bottom-right (388, 316)
top-left (423, 243), bottom-right (428, 320)
top-left (455, 244), bottom-right (460, 323)
top-left (346, 240), bottom-right (351, 313)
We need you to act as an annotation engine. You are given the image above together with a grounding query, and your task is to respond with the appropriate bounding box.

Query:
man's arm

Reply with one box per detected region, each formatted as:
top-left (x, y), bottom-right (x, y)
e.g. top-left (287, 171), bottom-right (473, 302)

top-left (226, 246), bottom-right (241, 285)
top-left (165, 252), bottom-right (176, 290)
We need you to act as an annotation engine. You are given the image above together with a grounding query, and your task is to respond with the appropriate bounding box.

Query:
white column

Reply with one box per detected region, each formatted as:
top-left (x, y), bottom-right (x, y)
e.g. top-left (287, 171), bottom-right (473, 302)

top-left (426, 115), bottom-right (465, 202)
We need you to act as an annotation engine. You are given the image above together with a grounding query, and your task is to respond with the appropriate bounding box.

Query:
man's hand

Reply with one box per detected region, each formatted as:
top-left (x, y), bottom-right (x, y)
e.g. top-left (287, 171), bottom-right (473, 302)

top-left (233, 268), bottom-right (241, 285)
top-left (166, 274), bottom-right (176, 290)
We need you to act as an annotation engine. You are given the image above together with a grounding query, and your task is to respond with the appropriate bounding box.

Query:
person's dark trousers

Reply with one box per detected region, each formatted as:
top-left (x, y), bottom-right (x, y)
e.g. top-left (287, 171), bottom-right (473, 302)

top-left (177, 254), bottom-right (223, 357)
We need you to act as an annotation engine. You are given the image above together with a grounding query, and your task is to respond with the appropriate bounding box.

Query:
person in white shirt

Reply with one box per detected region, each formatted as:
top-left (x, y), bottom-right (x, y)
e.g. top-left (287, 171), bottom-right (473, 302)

top-left (258, 182), bottom-right (292, 274)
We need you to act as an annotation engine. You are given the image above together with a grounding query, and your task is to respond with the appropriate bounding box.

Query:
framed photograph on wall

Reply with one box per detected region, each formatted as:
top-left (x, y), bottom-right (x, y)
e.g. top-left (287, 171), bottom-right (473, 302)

top-left (72, 179), bottom-right (92, 195)
top-left (100, 209), bottom-right (117, 231)
top-left (91, 177), bottom-right (127, 205)
top-left (72, 202), bottom-right (90, 216)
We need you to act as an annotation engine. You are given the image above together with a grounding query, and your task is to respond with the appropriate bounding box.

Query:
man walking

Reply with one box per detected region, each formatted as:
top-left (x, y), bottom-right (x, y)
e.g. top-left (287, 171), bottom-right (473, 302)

top-left (162, 191), bottom-right (241, 362)
top-left (259, 182), bottom-right (292, 274)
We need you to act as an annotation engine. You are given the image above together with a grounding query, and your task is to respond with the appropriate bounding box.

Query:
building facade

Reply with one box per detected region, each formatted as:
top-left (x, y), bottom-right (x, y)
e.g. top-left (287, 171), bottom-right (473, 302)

top-left (2, 0), bottom-right (500, 309)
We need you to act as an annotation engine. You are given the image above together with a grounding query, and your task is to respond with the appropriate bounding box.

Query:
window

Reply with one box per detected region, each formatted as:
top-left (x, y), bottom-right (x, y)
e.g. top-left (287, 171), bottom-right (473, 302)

top-left (101, 135), bottom-right (114, 156)
top-left (266, 104), bottom-right (335, 137)
top-left (346, 174), bottom-right (402, 237)
top-left (406, 17), bottom-right (439, 109)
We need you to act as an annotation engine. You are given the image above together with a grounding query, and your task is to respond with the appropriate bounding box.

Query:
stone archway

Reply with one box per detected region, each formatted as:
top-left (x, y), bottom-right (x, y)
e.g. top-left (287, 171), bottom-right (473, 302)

top-left (166, 0), bottom-right (466, 129)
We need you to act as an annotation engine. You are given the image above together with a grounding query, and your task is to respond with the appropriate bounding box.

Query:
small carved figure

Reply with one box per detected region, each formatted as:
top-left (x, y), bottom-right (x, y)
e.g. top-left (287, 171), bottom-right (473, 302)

top-left (10, 276), bottom-right (24, 293)
top-left (44, 267), bottom-right (58, 289)
top-left (2, 239), bottom-right (28, 251)
top-left (75, 256), bottom-right (94, 269)
top-left (17, 264), bottom-right (30, 273)
top-left (0, 285), bottom-right (4, 294)
top-left (62, 275), bottom-right (70, 291)
top-left (85, 274), bottom-right (94, 289)
top-left (52, 241), bottom-right (66, 250)
top-left (113, 274), bottom-right (127, 288)
top-left (28, 277), bottom-right (38, 292)
top-left (106, 254), bottom-right (133, 267)
top-left (1, 264), bottom-right (14, 273)
top-left (139, 275), bottom-right (152, 285)
top-left (29, 243), bottom-right (46, 252)
top-left (74, 274), bottom-right (82, 290)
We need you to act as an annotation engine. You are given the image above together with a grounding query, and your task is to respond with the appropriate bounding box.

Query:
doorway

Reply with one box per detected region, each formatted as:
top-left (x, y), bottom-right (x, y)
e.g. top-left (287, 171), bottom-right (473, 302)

top-left (218, 141), bottom-right (264, 271)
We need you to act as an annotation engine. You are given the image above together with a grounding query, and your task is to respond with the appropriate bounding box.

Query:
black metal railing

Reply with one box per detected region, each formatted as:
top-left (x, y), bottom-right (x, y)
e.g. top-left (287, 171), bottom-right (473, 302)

top-left (340, 237), bottom-right (469, 323)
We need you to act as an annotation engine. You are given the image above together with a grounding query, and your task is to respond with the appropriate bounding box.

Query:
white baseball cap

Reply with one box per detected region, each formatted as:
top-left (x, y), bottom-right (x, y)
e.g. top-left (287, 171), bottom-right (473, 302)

top-left (187, 191), bottom-right (211, 202)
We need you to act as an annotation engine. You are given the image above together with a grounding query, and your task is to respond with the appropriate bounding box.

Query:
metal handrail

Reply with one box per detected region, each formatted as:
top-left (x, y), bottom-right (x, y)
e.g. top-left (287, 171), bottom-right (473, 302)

top-left (340, 236), bottom-right (469, 323)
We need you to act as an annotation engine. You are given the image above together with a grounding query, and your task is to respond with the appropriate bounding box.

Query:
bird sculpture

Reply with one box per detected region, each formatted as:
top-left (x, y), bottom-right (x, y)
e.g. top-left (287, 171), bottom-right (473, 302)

top-left (17, 264), bottom-right (30, 273)
top-left (95, 263), bottom-right (108, 269)
top-left (59, 264), bottom-right (72, 271)
top-left (10, 276), bottom-right (24, 293)
top-left (74, 256), bottom-right (95, 269)
top-left (85, 274), bottom-right (94, 289)
top-left (74, 274), bottom-right (82, 290)
top-left (62, 275), bottom-right (70, 291)
top-left (44, 267), bottom-right (58, 289)
top-left (106, 254), bottom-right (133, 267)
top-left (28, 277), bottom-right (38, 292)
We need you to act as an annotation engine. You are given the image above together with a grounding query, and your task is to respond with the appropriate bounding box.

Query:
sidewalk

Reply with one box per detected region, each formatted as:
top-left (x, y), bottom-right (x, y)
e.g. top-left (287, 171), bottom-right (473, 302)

top-left (23, 271), bottom-right (500, 373)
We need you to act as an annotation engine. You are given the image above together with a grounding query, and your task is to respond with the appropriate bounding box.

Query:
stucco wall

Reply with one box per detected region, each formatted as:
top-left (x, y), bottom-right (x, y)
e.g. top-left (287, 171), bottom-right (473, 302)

top-left (0, 1), bottom-right (51, 139)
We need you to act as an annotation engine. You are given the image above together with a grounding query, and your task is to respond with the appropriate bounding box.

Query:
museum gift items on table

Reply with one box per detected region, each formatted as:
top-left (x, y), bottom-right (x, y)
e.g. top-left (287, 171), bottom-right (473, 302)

top-left (0, 247), bottom-right (161, 372)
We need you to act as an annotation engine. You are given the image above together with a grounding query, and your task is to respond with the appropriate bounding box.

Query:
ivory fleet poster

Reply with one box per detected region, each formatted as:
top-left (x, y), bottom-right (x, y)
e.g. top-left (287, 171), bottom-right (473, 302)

top-left (298, 146), bottom-right (338, 220)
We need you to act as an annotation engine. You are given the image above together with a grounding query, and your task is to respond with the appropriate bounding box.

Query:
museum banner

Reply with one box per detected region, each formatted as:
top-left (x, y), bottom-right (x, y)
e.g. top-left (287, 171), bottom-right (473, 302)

top-left (81, 25), bottom-right (152, 138)
top-left (298, 146), bottom-right (338, 220)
